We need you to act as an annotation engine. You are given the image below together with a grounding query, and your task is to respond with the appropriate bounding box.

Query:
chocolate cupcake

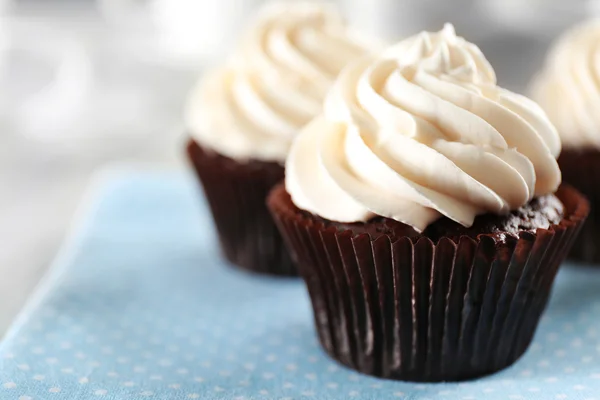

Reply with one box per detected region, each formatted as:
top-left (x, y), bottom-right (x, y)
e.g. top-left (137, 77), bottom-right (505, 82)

top-left (269, 24), bottom-right (589, 381)
top-left (531, 19), bottom-right (600, 263)
top-left (185, 2), bottom-right (374, 275)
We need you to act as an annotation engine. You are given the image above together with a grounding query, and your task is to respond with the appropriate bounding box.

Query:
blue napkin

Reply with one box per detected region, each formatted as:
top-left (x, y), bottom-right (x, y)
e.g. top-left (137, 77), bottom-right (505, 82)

top-left (1, 169), bottom-right (600, 400)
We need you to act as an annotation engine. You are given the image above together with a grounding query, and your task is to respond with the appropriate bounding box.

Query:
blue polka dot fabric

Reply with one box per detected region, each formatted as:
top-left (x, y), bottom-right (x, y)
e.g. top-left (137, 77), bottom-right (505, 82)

top-left (1, 170), bottom-right (600, 400)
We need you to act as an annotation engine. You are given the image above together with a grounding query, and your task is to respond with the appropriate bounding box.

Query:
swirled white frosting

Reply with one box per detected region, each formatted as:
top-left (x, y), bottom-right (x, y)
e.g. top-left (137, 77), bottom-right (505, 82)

top-left (186, 2), bottom-right (372, 163)
top-left (286, 24), bottom-right (562, 231)
top-left (531, 19), bottom-right (600, 149)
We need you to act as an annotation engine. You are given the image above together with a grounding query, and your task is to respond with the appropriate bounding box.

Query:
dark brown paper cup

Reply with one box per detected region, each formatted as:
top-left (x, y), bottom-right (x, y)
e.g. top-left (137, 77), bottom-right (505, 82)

top-left (559, 148), bottom-right (600, 263)
top-left (268, 184), bottom-right (588, 381)
top-left (186, 139), bottom-right (296, 276)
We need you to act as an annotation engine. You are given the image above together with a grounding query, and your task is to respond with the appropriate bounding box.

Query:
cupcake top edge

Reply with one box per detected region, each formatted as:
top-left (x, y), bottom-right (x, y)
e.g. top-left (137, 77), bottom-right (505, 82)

top-left (531, 18), bottom-right (600, 150)
top-left (185, 1), bottom-right (376, 164)
top-left (286, 23), bottom-right (562, 232)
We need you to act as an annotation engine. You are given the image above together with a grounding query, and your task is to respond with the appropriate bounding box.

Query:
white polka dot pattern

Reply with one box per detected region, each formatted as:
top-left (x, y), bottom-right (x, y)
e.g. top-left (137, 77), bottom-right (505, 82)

top-left (0, 172), bottom-right (598, 399)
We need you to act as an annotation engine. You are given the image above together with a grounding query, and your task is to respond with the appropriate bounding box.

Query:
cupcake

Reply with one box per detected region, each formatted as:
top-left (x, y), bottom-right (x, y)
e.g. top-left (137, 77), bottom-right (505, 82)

top-left (185, 2), bottom-right (373, 276)
top-left (531, 19), bottom-right (600, 263)
top-left (269, 24), bottom-right (589, 381)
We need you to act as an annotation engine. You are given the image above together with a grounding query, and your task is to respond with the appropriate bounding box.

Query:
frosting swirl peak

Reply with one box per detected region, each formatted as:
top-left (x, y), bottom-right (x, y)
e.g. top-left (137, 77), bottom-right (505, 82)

top-left (186, 2), bottom-right (372, 163)
top-left (286, 24), bottom-right (561, 231)
top-left (531, 19), bottom-right (600, 149)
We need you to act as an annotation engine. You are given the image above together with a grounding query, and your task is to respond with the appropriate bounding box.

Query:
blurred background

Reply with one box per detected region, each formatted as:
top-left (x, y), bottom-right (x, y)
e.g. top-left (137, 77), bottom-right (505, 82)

top-left (0, 0), bottom-right (597, 334)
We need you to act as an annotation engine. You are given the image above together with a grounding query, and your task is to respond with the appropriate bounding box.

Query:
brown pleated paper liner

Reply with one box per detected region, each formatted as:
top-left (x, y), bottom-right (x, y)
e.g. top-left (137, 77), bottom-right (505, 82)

top-left (268, 184), bottom-right (589, 381)
top-left (186, 139), bottom-right (297, 276)
top-left (559, 148), bottom-right (600, 264)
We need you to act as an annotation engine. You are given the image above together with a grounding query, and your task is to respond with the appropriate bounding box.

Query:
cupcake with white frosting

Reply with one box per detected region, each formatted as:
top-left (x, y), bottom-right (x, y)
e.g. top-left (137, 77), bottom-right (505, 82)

top-left (186, 2), bottom-right (372, 275)
top-left (531, 19), bottom-right (600, 263)
top-left (269, 24), bottom-right (588, 381)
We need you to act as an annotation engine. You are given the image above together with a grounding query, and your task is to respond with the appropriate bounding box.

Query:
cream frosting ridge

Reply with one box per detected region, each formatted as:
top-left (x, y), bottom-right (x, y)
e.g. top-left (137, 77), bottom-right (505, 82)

top-left (531, 19), bottom-right (600, 149)
top-left (186, 2), bottom-right (372, 163)
top-left (286, 24), bottom-right (562, 232)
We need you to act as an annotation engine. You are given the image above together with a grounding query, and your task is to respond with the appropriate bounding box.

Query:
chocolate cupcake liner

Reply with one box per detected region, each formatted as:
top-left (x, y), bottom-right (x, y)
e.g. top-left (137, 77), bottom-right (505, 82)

top-left (186, 139), bottom-right (296, 276)
top-left (559, 148), bottom-right (600, 264)
top-left (268, 185), bottom-right (588, 381)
